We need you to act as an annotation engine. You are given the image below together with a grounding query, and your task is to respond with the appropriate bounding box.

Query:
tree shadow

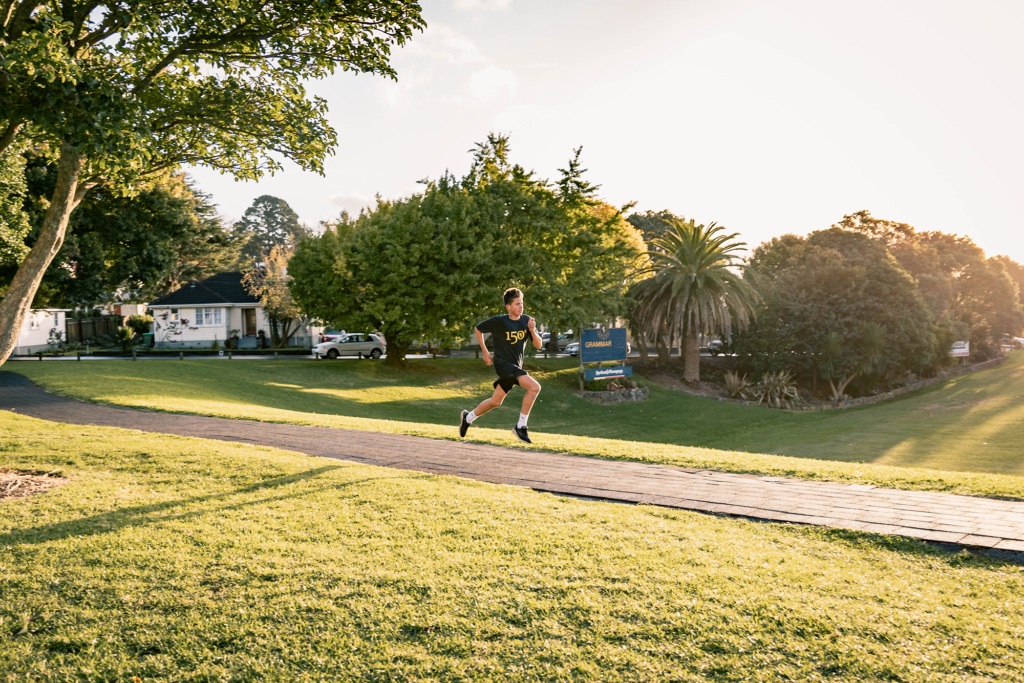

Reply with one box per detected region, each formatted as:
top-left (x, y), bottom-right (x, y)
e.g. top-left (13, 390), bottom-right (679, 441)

top-left (1, 467), bottom-right (428, 547)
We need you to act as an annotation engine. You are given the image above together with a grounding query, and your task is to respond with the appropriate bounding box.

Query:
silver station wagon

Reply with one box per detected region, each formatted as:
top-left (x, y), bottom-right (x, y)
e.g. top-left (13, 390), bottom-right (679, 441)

top-left (314, 333), bottom-right (386, 360)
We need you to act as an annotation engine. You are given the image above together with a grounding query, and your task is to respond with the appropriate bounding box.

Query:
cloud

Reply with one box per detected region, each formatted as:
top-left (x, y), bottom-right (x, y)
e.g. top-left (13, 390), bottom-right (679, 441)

top-left (400, 24), bottom-right (486, 65)
top-left (453, 0), bottom-right (512, 10)
top-left (468, 66), bottom-right (518, 104)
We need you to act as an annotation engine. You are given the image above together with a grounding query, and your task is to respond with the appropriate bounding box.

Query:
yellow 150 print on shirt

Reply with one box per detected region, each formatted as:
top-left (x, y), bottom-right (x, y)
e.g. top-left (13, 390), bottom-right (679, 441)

top-left (505, 330), bottom-right (528, 342)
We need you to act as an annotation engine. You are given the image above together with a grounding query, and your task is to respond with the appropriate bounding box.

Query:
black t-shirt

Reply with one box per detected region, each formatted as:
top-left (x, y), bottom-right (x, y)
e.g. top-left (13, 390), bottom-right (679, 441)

top-left (476, 314), bottom-right (532, 377)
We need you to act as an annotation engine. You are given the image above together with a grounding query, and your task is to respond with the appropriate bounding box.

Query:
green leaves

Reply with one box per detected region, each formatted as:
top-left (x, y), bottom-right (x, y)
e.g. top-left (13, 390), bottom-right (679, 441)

top-left (1, 0), bottom-right (426, 187)
top-left (290, 136), bottom-right (646, 365)
top-left (631, 219), bottom-right (760, 342)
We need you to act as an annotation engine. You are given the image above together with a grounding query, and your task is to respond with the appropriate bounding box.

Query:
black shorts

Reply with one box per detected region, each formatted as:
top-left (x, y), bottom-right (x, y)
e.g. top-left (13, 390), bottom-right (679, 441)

top-left (493, 368), bottom-right (529, 393)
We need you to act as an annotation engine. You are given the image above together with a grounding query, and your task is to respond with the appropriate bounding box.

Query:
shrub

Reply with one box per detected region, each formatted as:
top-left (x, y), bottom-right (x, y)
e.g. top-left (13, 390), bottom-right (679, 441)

top-left (753, 370), bottom-right (801, 409)
top-left (585, 376), bottom-right (643, 392)
top-left (111, 326), bottom-right (141, 354)
top-left (126, 314), bottom-right (154, 335)
top-left (723, 371), bottom-right (750, 399)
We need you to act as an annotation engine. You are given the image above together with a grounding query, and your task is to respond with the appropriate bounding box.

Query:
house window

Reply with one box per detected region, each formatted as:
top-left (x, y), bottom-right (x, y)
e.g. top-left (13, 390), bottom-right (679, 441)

top-left (195, 308), bottom-right (223, 326)
top-left (29, 313), bottom-right (40, 329)
top-left (170, 309), bottom-right (179, 321)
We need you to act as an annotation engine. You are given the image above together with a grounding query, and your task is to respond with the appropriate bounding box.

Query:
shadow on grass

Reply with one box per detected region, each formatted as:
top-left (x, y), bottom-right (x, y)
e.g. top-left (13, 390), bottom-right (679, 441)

top-left (1, 466), bottom-right (430, 547)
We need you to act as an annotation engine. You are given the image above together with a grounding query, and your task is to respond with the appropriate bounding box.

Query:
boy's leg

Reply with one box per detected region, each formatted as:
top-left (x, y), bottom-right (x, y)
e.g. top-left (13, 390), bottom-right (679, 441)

top-left (460, 384), bottom-right (509, 436)
top-left (511, 375), bottom-right (541, 443)
top-left (517, 375), bottom-right (541, 416)
top-left (472, 384), bottom-right (508, 418)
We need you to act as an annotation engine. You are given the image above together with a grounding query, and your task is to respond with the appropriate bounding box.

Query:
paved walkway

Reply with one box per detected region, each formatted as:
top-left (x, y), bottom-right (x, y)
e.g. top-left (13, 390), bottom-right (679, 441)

top-left (3, 371), bottom-right (1024, 553)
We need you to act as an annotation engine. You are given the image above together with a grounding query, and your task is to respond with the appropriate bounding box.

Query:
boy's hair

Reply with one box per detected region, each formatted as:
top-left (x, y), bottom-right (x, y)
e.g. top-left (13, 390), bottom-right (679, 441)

top-left (503, 287), bottom-right (523, 306)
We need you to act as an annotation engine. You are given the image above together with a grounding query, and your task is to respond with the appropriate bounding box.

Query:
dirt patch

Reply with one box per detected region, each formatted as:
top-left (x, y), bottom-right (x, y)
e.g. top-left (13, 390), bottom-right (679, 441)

top-left (644, 373), bottom-right (723, 397)
top-left (0, 468), bottom-right (68, 502)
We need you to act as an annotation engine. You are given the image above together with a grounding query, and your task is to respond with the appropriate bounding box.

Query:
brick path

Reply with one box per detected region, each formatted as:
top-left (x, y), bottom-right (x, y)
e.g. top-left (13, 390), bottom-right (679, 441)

top-left (3, 371), bottom-right (1024, 553)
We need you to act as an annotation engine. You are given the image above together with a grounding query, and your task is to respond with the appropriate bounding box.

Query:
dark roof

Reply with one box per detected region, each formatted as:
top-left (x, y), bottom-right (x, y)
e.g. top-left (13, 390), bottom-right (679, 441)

top-left (148, 272), bottom-right (260, 307)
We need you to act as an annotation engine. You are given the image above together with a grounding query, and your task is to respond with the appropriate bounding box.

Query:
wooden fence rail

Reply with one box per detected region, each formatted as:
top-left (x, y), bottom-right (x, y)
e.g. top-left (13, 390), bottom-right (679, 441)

top-left (65, 317), bottom-right (118, 343)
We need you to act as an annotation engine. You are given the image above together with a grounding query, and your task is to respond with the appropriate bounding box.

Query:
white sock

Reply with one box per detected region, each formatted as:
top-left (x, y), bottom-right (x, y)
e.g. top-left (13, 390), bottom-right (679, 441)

top-left (466, 410), bottom-right (477, 424)
top-left (517, 413), bottom-right (529, 428)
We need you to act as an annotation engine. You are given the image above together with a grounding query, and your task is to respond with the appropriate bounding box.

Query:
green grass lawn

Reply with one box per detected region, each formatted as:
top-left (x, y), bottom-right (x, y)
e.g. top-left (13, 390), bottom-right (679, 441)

top-left (3, 410), bottom-right (1023, 681)
top-left (10, 354), bottom-right (1024, 500)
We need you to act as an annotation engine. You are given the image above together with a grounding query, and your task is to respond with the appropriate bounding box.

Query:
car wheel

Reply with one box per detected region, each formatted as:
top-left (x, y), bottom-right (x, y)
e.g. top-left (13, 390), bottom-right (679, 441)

top-left (710, 349), bottom-right (719, 357)
top-left (326, 349), bottom-right (339, 360)
top-left (370, 348), bottom-right (382, 359)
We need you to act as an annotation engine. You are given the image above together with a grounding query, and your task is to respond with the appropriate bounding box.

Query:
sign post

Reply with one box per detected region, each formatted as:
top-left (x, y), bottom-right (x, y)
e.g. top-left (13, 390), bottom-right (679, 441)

top-left (950, 341), bottom-right (969, 364)
top-left (580, 324), bottom-right (629, 387)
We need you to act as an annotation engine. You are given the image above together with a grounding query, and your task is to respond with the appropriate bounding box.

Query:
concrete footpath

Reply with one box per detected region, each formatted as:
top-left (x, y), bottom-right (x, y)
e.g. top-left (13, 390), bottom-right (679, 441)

top-left (2, 371), bottom-right (1023, 554)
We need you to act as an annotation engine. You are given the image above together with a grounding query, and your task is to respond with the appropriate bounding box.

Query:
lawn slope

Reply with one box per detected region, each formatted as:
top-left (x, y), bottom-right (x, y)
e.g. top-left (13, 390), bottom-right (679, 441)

top-left (10, 355), bottom-right (1024, 499)
top-left (2, 410), bottom-right (1023, 681)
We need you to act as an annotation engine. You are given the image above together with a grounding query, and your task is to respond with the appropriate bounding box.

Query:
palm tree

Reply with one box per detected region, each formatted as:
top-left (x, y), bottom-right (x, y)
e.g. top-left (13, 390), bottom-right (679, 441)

top-left (630, 219), bottom-right (760, 383)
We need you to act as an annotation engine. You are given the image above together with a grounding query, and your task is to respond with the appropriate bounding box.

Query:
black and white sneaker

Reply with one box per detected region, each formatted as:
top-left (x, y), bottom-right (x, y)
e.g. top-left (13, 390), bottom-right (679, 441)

top-left (512, 425), bottom-right (532, 444)
top-left (459, 410), bottom-right (471, 438)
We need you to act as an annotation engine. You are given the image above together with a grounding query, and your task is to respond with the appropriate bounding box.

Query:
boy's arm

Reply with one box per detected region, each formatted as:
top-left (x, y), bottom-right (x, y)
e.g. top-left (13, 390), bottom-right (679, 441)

top-left (475, 327), bottom-right (491, 365)
top-left (527, 316), bottom-right (542, 349)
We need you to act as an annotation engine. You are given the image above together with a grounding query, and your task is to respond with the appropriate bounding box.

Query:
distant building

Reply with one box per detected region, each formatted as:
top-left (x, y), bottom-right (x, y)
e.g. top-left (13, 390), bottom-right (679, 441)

top-left (147, 272), bottom-right (320, 349)
top-left (13, 309), bottom-right (71, 355)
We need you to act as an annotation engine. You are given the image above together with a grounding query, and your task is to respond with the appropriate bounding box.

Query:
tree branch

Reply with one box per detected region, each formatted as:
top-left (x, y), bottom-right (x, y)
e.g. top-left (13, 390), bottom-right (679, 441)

top-left (1, 0), bottom-right (18, 28)
top-left (0, 119), bottom-right (22, 157)
top-left (6, 0), bottom-right (44, 41)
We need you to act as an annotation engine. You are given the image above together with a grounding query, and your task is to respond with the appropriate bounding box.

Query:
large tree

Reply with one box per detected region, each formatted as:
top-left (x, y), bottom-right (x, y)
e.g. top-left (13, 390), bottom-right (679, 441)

top-left (836, 210), bottom-right (1024, 357)
top-left (630, 219), bottom-right (760, 383)
top-left (233, 195), bottom-right (307, 262)
top-left (290, 176), bottom-right (505, 366)
top-left (3, 156), bottom-right (238, 307)
top-left (0, 0), bottom-right (424, 365)
top-left (242, 245), bottom-right (308, 348)
top-left (289, 135), bottom-right (645, 366)
top-left (154, 186), bottom-right (244, 298)
top-left (733, 229), bottom-right (938, 392)
top-left (466, 136), bottom-right (645, 347)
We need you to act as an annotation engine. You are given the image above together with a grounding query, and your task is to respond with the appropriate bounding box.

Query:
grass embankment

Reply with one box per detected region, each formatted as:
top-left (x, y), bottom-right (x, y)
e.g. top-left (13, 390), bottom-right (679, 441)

top-left (2, 410), bottom-right (1023, 681)
top-left (11, 355), bottom-right (1024, 499)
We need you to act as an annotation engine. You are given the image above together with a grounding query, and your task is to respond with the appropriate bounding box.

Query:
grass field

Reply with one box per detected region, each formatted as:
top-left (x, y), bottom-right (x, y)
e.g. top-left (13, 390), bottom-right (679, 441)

top-left (9, 354), bottom-right (1024, 495)
top-left (3, 410), bottom-right (1023, 681)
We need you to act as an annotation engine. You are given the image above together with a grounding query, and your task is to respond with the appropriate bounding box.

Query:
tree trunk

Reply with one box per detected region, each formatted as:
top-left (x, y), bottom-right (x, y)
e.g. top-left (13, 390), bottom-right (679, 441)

top-left (655, 323), bottom-right (671, 364)
top-left (682, 326), bottom-right (701, 383)
top-left (0, 143), bottom-right (85, 367)
top-left (545, 329), bottom-right (559, 354)
top-left (268, 315), bottom-right (299, 348)
top-left (635, 328), bottom-right (649, 363)
top-left (383, 334), bottom-right (409, 367)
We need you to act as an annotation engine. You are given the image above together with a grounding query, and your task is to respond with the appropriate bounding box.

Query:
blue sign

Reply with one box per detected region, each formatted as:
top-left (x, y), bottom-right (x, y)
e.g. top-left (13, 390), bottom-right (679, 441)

top-left (584, 365), bottom-right (633, 382)
top-left (580, 325), bottom-right (628, 362)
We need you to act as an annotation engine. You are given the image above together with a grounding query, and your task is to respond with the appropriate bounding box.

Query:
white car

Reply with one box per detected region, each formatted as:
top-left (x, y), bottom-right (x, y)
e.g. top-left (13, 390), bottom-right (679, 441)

top-left (314, 333), bottom-right (385, 360)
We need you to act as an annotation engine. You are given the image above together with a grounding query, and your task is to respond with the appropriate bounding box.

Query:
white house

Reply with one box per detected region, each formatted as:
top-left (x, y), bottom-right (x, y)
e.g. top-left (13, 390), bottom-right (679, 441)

top-left (147, 272), bottom-right (320, 349)
top-left (13, 308), bottom-right (71, 355)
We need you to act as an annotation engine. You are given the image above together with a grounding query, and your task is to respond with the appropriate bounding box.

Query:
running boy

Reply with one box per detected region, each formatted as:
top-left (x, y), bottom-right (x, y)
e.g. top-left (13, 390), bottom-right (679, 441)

top-left (459, 287), bottom-right (543, 443)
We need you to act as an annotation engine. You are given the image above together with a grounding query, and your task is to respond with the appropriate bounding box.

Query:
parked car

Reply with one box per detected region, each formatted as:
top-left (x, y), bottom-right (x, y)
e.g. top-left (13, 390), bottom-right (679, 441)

top-left (540, 331), bottom-right (575, 351)
top-left (707, 340), bottom-right (723, 356)
top-left (319, 329), bottom-right (346, 343)
top-left (314, 333), bottom-right (385, 359)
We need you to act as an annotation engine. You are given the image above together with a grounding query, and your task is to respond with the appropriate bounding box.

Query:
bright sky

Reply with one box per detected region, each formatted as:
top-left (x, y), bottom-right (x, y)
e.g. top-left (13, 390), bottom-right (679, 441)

top-left (188, 0), bottom-right (1024, 262)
